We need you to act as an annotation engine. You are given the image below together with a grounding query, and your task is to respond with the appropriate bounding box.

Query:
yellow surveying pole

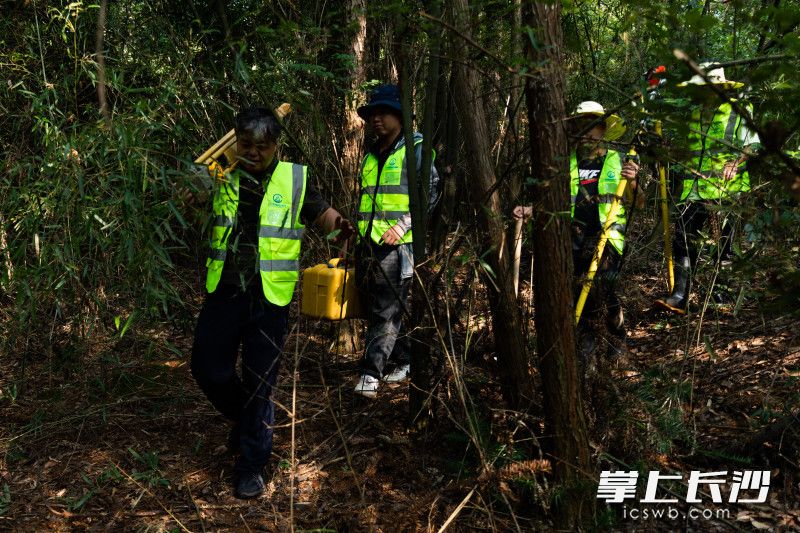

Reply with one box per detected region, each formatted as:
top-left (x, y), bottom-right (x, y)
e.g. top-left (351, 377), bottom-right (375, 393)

top-left (654, 121), bottom-right (674, 292)
top-left (194, 129), bottom-right (236, 166)
top-left (574, 148), bottom-right (636, 325)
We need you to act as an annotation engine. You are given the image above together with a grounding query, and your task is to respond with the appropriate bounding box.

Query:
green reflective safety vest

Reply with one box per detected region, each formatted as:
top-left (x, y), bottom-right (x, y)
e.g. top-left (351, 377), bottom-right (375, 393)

top-left (205, 162), bottom-right (307, 306)
top-left (570, 150), bottom-right (626, 254)
top-left (358, 137), bottom-right (426, 245)
top-left (680, 101), bottom-right (751, 201)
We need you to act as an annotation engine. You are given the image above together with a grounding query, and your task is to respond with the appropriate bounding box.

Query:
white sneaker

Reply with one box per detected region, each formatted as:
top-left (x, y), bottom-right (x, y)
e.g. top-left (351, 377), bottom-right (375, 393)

top-left (354, 375), bottom-right (379, 398)
top-left (383, 364), bottom-right (410, 383)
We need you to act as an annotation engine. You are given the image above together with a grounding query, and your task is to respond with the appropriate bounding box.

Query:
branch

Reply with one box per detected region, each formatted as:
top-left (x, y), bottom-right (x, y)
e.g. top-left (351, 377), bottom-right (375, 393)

top-left (706, 54), bottom-right (790, 70)
top-left (419, 11), bottom-right (537, 79)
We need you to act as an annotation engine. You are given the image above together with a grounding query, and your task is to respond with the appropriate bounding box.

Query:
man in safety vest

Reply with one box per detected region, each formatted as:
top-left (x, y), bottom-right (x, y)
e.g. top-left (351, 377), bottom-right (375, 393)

top-left (191, 107), bottom-right (354, 499)
top-left (353, 84), bottom-right (439, 398)
top-left (515, 101), bottom-right (639, 360)
top-left (655, 64), bottom-right (760, 314)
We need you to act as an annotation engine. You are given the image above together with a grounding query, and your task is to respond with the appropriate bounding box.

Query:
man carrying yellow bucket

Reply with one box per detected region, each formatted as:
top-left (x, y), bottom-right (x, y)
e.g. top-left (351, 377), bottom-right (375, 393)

top-left (191, 107), bottom-right (354, 498)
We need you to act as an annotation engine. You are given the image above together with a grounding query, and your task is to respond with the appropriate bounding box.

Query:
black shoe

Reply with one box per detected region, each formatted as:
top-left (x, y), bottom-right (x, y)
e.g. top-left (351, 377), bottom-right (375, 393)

top-left (235, 471), bottom-right (265, 499)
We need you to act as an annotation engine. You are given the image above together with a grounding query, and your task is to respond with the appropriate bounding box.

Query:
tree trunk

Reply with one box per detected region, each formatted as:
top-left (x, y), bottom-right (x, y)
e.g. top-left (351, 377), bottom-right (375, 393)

top-left (451, 0), bottom-right (533, 411)
top-left (394, 10), bottom-right (437, 426)
top-left (94, 0), bottom-right (111, 128)
top-left (0, 214), bottom-right (12, 290)
top-left (407, 0), bottom-right (442, 425)
top-left (523, 1), bottom-right (592, 527)
top-left (431, 71), bottom-right (458, 255)
top-left (342, 0), bottom-right (367, 189)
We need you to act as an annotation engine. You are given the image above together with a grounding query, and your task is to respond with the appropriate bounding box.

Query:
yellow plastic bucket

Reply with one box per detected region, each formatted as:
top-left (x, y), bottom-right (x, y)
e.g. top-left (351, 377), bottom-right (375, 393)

top-left (301, 258), bottom-right (363, 320)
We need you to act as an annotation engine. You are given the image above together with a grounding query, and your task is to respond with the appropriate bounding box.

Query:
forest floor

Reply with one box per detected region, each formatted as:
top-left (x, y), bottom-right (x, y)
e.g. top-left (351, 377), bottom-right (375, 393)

top-left (1, 255), bottom-right (800, 532)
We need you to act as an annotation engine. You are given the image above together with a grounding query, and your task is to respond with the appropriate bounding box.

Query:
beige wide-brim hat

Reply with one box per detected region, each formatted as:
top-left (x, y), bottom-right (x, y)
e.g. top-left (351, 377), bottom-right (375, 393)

top-left (568, 101), bottom-right (627, 142)
top-left (677, 62), bottom-right (744, 90)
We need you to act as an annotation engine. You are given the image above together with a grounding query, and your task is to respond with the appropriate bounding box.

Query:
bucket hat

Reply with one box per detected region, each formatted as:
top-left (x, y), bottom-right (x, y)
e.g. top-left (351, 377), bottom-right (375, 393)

top-left (357, 84), bottom-right (402, 120)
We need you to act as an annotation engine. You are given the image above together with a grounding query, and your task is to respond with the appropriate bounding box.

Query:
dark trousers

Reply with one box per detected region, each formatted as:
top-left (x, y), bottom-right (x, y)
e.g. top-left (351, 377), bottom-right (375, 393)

top-left (573, 232), bottom-right (625, 338)
top-left (356, 243), bottom-right (411, 379)
top-left (191, 285), bottom-right (289, 473)
top-left (673, 200), bottom-right (736, 264)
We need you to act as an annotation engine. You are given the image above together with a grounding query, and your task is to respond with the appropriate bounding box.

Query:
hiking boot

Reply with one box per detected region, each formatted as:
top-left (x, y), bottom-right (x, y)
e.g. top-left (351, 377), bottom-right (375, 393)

top-left (654, 256), bottom-right (691, 314)
top-left (354, 374), bottom-right (379, 398)
top-left (383, 364), bottom-right (410, 383)
top-left (235, 471), bottom-right (265, 499)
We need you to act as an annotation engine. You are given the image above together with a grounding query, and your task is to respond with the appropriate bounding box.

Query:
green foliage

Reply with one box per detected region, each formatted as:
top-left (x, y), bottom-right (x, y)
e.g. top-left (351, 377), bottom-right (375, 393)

top-left (592, 506), bottom-right (618, 532)
top-left (58, 465), bottom-right (124, 514)
top-left (128, 447), bottom-right (170, 488)
top-left (696, 448), bottom-right (752, 465)
top-left (0, 484), bottom-right (10, 517)
top-left (0, 383), bottom-right (18, 406)
top-left (635, 366), bottom-right (694, 454)
top-left (0, 0), bottom-right (379, 368)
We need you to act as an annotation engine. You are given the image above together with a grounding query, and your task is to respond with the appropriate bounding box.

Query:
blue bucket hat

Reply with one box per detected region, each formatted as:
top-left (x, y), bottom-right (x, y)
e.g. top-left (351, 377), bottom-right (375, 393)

top-left (357, 84), bottom-right (402, 120)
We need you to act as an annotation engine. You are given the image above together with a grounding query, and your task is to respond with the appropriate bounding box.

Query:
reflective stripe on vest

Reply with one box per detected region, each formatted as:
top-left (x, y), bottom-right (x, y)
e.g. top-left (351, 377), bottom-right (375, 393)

top-left (357, 139), bottom-right (420, 245)
top-left (569, 150), bottom-right (626, 254)
top-left (205, 162), bottom-right (307, 306)
top-left (681, 102), bottom-right (751, 201)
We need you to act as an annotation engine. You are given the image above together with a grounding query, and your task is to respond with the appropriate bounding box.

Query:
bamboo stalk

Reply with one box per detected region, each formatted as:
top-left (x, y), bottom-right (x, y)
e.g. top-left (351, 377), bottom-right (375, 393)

top-left (437, 487), bottom-right (476, 533)
top-left (194, 129), bottom-right (235, 165)
top-left (513, 218), bottom-right (523, 296)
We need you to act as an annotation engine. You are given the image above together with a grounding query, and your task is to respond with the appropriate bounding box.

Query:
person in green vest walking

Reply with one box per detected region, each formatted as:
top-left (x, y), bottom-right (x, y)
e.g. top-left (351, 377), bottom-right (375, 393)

top-left (352, 84), bottom-right (439, 398)
top-left (191, 107), bottom-right (354, 499)
top-left (515, 101), bottom-right (639, 359)
top-left (655, 64), bottom-right (760, 314)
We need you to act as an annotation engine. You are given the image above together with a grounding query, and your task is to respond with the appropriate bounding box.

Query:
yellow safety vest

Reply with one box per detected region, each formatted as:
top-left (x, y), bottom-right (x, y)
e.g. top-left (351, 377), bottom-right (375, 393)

top-left (681, 101), bottom-right (751, 201)
top-left (570, 150), bottom-right (626, 254)
top-left (357, 138), bottom-right (422, 245)
top-left (205, 162), bottom-right (307, 306)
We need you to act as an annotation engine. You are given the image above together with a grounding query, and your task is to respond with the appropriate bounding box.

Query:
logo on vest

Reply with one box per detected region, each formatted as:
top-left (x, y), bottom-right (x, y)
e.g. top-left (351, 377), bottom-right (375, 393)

top-left (607, 171), bottom-right (616, 179)
top-left (385, 158), bottom-right (399, 170)
top-left (272, 193), bottom-right (283, 204)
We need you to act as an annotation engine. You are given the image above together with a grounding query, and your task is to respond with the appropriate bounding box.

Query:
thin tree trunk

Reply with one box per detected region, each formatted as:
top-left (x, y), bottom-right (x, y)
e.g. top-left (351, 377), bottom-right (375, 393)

top-left (0, 215), bottom-right (12, 289)
top-left (451, 0), bottom-right (533, 410)
top-left (524, 1), bottom-right (592, 527)
top-left (431, 70), bottom-right (458, 255)
top-left (407, 0), bottom-right (442, 425)
top-left (581, 14), bottom-right (597, 74)
top-left (94, 0), bottom-right (111, 128)
top-left (342, 0), bottom-right (367, 187)
top-left (394, 10), bottom-right (436, 426)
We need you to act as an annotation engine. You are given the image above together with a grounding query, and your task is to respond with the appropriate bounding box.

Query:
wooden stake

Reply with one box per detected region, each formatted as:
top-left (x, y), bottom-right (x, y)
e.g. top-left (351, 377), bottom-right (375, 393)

top-left (513, 218), bottom-right (523, 296)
